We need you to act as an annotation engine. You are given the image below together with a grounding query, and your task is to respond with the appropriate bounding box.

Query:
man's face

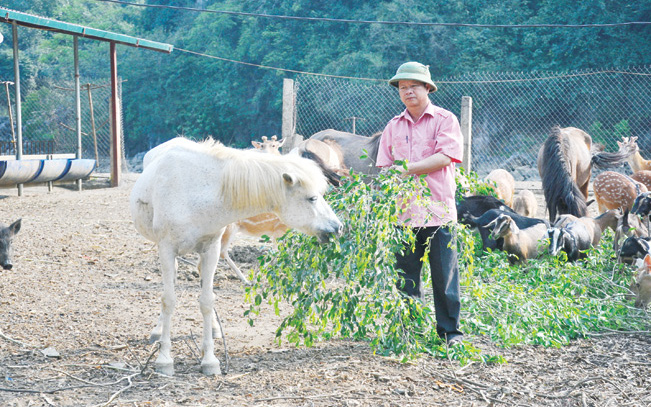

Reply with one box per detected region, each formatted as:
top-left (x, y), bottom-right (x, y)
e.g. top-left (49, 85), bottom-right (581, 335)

top-left (398, 80), bottom-right (429, 109)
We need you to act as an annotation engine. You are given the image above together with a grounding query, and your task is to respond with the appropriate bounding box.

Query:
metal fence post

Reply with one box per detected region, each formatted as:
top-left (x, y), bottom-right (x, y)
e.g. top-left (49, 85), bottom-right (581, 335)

top-left (460, 96), bottom-right (473, 172)
top-left (74, 35), bottom-right (82, 191)
top-left (12, 22), bottom-right (23, 196)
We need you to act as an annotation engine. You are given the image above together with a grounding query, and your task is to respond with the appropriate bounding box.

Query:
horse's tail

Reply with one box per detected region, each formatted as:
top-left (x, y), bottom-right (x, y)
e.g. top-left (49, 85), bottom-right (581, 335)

top-left (300, 150), bottom-right (341, 187)
top-left (540, 129), bottom-right (588, 221)
top-left (591, 140), bottom-right (636, 169)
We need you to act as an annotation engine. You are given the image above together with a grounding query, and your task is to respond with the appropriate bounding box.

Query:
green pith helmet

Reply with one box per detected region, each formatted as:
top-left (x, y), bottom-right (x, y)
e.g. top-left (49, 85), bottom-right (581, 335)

top-left (388, 61), bottom-right (438, 93)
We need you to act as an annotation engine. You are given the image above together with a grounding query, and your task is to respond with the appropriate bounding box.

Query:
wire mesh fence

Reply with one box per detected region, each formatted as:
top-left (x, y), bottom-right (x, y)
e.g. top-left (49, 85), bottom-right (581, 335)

top-left (295, 66), bottom-right (651, 180)
top-left (0, 78), bottom-right (124, 173)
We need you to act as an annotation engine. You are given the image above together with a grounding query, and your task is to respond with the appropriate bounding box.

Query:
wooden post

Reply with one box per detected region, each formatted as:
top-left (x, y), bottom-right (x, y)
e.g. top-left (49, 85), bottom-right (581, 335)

top-left (85, 84), bottom-right (99, 168)
top-left (460, 96), bottom-right (473, 172)
top-left (109, 42), bottom-right (121, 187)
top-left (281, 78), bottom-right (296, 153)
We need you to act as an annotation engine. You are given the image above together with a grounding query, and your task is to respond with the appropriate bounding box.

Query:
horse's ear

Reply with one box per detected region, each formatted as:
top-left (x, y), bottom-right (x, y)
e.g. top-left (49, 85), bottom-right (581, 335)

top-left (10, 218), bottom-right (21, 235)
top-left (252, 141), bottom-right (262, 149)
top-left (278, 138), bottom-right (286, 147)
top-left (282, 173), bottom-right (298, 186)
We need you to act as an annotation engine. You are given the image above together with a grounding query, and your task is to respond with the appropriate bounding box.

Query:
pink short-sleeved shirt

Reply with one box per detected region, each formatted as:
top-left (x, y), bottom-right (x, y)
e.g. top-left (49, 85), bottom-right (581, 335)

top-left (376, 102), bottom-right (463, 227)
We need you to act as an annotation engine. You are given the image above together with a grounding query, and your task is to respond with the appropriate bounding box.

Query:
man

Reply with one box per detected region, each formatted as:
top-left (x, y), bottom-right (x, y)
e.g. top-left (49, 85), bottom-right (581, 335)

top-left (376, 61), bottom-right (464, 345)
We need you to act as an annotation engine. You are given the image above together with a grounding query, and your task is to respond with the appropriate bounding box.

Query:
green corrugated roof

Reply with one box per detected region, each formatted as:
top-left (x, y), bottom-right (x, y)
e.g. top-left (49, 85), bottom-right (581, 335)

top-left (0, 7), bottom-right (173, 53)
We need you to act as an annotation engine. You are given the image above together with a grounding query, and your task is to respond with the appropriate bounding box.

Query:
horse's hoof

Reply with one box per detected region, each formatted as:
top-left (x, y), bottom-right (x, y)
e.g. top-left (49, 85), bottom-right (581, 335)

top-left (154, 362), bottom-right (175, 376)
top-left (201, 361), bottom-right (221, 376)
top-left (149, 333), bottom-right (161, 344)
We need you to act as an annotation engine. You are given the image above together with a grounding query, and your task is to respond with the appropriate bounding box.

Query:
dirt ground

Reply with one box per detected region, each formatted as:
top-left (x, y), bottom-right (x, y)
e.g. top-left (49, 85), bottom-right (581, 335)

top-left (0, 174), bottom-right (649, 407)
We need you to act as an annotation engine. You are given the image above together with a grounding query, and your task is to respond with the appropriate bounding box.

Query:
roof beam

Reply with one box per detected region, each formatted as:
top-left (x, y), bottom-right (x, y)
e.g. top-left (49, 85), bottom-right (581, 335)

top-left (0, 7), bottom-right (173, 53)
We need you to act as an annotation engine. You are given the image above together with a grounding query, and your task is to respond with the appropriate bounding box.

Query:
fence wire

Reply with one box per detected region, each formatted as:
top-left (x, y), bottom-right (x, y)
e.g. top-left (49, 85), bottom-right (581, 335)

top-left (0, 78), bottom-right (124, 173)
top-left (295, 66), bottom-right (651, 180)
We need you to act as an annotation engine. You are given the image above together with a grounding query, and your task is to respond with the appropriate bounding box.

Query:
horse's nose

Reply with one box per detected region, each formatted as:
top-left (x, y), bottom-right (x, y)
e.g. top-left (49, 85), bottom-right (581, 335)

top-left (2, 263), bottom-right (13, 270)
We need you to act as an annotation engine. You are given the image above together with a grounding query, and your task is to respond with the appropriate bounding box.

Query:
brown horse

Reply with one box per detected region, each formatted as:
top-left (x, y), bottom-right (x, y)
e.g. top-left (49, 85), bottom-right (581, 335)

top-left (537, 127), bottom-right (636, 221)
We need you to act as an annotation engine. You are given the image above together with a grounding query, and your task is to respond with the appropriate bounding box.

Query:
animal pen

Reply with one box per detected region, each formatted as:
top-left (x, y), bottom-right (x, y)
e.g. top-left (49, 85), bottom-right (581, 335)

top-left (282, 66), bottom-right (651, 180)
top-left (0, 7), bottom-right (173, 194)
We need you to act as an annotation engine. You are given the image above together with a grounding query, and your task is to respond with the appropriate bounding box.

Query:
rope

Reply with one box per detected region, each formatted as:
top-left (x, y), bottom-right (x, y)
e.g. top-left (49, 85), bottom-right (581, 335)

top-left (175, 48), bottom-right (385, 81)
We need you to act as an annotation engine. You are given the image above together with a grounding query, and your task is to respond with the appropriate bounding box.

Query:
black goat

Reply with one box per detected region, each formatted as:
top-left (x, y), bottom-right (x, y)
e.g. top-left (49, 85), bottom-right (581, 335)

top-left (456, 195), bottom-right (515, 222)
top-left (631, 192), bottom-right (651, 236)
top-left (462, 208), bottom-right (549, 251)
top-left (618, 236), bottom-right (651, 265)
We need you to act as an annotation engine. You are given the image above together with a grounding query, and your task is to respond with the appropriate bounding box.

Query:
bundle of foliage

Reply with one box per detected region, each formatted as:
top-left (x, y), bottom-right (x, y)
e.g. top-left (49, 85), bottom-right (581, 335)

top-left (244, 168), bottom-right (650, 364)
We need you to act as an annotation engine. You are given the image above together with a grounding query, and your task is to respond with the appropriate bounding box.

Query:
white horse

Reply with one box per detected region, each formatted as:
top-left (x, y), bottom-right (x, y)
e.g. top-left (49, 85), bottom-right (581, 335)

top-left (130, 137), bottom-right (342, 376)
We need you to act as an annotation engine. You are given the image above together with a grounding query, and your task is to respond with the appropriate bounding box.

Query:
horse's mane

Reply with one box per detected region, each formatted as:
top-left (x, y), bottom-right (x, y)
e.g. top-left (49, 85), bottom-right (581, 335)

top-left (299, 149), bottom-right (341, 187)
top-left (198, 138), bottom-right (328, 211)
top-left (540, 127), bottom-right (588, 220)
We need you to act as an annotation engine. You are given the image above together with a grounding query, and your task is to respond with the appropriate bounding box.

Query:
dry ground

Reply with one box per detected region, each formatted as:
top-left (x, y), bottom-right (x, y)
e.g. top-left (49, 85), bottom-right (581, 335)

top-left (0, 174), bottom-right (649, 407)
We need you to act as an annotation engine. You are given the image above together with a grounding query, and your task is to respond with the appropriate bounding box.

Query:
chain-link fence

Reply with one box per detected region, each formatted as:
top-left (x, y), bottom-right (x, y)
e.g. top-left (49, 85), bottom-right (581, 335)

top-left (295, 66), bottom-right (651, 180)
top-left (0, 78), bottom-right (124, 173)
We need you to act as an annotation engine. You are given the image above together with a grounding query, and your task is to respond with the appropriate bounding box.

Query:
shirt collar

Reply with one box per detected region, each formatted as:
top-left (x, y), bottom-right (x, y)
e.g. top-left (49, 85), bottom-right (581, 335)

top-left (398, 101), bottom-right (436, 123)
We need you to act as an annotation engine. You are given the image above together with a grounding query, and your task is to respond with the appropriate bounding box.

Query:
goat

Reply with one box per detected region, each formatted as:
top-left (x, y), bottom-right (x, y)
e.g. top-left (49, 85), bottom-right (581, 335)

top-left (463, 208), bottom-right (548, 251)
top-left (551, 210), bottom-right (619, 254)
top-left (548, 218), bottom-right (595, 262)
top-left (456, 195), bottom-right (515, 222)
top-left (484, 169), bottom-right (515, 207)
top-left (617, 236), bottom-right (651, 265)
top-left (630, 254), bottom-right (651, 308)
top-left (486, 213), bottom-right (548, 263)
top-left (513, 189), bottom-right (537, 218)
top-left (631, 192), bottom-right (651, 237)
top-left (553, 214), bottom-right (579, 228)
top-left (549, 210), bottom-right (621, 261)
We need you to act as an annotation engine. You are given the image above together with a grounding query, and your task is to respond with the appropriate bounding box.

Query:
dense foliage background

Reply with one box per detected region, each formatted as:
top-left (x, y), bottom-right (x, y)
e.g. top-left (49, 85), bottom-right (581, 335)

top-left (0, 0), bottom-right (649, 154)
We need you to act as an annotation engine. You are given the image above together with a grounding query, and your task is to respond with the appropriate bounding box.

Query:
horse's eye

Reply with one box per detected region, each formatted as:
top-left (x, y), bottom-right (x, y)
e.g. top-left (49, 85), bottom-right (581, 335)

top-left (308, 196), bottom-right (318, 203)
